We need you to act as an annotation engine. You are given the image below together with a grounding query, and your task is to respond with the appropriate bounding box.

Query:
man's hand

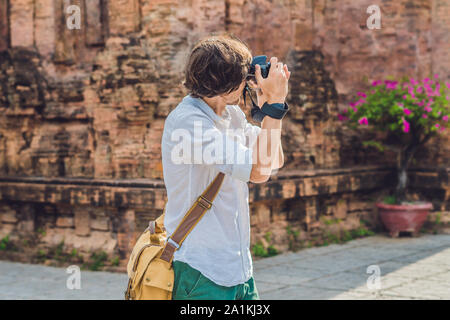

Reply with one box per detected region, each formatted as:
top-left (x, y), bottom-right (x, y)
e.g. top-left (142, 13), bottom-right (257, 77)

top-left (248, 57), bottom-right (290, 184)
top-left (252, 57), bottom-right (290, 105)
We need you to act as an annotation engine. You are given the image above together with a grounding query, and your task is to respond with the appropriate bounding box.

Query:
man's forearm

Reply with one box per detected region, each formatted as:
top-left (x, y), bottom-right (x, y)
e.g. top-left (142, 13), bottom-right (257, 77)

top-left (273, 141), bottom-right (284, 170)
top-left (264, 118), bottom-right (284, 170)
top-left (249, 117), bottom-right (283, 183)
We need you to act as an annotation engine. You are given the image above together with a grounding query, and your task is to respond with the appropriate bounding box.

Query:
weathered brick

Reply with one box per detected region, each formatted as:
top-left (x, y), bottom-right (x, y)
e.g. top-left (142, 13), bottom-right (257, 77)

top-left (253, 203), bottom-right (271, 227)
top-left (85, 0), bottom-right (104, 46)
top-left (1, 211), bottom-right (18, 224)
top-left (108, 0), bottom-right (140, 35)
top-left (335, 199), bottom-right (348, 219)
top-left (90, 217), bottom-right (110, 231)
top-left (0, 0), bottom-right (8, 51)
top-left (35, 0), bottom-right (56, 57)
top-left (74, 209), bottom-right (90, 236)
top-left (56, 216), bottom-right (74, 228)
top-left (10, 0), bottom-right (34, 47)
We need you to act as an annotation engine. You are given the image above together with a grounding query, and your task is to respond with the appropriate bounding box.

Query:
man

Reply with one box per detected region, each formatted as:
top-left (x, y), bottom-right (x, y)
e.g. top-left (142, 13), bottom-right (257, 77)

top-left (161, 33), bottom-right (290, 300)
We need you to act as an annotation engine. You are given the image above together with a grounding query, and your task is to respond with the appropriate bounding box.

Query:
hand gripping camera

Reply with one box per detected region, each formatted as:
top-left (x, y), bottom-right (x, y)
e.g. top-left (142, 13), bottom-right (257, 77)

top-left (243, 55), bottom-right (289, 122)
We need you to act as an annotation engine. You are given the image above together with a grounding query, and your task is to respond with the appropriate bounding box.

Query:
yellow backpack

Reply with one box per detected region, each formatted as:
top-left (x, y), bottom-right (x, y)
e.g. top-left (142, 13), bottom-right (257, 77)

top-left (124, 173), bottom-right (224, 300)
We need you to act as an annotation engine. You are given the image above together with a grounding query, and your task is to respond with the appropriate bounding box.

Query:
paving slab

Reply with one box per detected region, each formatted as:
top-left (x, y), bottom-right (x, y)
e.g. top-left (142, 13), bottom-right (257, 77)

top-left (391, 247), bottom-right (450, 266)
top-left (253, 280), bottom-right (289, 294)
top-left (0, 234), bottom-right (449, 300)
top-left (298, 271), bottom-right (410, 293)
top-left (259, 285), bottom-right (346, 300)
top-left (255, 264), bottom-right (331, 286)
top-left (0, 261), bottom-right (128, 300)
top-left (381, 278), bottom-right (450, 300)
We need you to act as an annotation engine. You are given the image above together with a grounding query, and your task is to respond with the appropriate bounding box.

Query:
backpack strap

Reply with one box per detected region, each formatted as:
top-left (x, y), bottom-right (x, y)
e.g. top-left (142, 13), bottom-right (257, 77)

top-left (159, 172), bottom-right (225, 263)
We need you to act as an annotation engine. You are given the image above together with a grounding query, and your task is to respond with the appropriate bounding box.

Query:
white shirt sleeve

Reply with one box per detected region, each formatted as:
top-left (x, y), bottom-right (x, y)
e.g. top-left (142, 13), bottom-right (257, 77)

top-left (170, 112), bottom-right (254, 182)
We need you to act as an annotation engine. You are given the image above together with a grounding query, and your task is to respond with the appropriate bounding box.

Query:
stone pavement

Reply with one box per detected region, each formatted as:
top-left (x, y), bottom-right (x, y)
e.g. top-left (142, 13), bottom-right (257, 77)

top-left (0, 234), bottom-right (449, 300)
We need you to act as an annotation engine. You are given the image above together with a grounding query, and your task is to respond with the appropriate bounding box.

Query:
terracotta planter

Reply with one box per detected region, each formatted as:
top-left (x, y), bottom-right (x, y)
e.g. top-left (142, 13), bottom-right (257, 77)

top-left (376, 202), bottom-right (433, 238)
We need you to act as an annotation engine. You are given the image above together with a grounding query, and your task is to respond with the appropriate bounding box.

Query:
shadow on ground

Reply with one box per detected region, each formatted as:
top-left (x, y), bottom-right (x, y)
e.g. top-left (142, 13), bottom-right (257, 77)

top-left (255, 233), bottom-right (450, 300)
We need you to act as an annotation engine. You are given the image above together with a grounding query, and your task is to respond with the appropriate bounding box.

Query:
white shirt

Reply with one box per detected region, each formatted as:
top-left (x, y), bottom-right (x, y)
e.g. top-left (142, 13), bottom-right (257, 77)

top-left (161, 94), bottom-right (261, 287)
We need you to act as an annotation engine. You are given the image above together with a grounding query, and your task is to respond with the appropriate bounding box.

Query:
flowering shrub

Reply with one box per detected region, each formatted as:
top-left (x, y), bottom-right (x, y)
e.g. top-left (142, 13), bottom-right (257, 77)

top-left (337, 75), bottom-right (450, 204)
top-left (338, 75), bottom-right (449, 135)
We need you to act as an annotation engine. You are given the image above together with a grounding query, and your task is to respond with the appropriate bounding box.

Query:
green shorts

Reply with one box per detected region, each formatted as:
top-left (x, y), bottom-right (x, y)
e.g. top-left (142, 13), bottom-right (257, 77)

top-left (172, 260), bottom-right (260, 300)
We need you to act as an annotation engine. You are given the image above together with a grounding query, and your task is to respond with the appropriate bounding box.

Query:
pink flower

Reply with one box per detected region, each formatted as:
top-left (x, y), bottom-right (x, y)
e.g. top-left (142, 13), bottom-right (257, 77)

top-left (434, 74), bottom-right (439, 79)
top-left (407, 86), bottom-right (417, 99)
top-left (355, 98), bottom-right (366, 105)
top-left (446, 82), bottom-right (450, 89)
top-left (410, 78), bottom-right (419, 86)
top-left (424, 106), bottom-right (432, 112)
top-left (358, 117), bottom-right (369, 125)
top-left (416, 86), bottom-right (423, 93)
top-left (337, 114), bottom-right (348, 121)
top-left (385, 81), bottom-right (398, 90)
top-left (402, 95), bottom-right (408, 99)
top-left (403, 119), bottom-right (410, 133)
top-left (437, 111), bottom-right (441, 115)
top-left (349, 102), bottom-right (358, 112)
top-left (417, 100), bottom-right (425, 106)
top-left (398, 103), bottom-right (404, 107)
top-left (357, 92), bottom-right (367, 98)
top-left (422, 114), bottom-right (428, 119)
top-left (343, 108), bottom-right (348, 113)
top-left (403, 108), bottom-right (412, 116)
top-left (371, 80), bottom-right (381, 87)
top-left (443, 115), bottom-right (449, 122)
top-left (435, 123), bottom-right (440, 128)
top-left (440, 127), bottom-right (446, 132)
top-left (424, 77), bottom-right (430, 83)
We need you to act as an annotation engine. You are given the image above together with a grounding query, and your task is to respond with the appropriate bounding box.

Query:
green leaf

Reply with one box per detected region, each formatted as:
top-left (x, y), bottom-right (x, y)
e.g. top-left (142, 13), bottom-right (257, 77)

top-left (384, 195), bottom-right (397, 204)
top-left (362, 140), bottom-right (385, 152)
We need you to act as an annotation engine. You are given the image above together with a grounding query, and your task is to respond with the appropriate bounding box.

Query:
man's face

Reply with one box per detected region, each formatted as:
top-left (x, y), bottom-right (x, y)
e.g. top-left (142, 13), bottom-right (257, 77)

top-left (221, 80), bottom-right (246, 105)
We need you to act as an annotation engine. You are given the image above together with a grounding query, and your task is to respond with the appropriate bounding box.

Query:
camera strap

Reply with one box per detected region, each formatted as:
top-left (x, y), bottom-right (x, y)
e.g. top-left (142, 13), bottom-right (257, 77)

top-left (243, 84), bottom-right (289, 122)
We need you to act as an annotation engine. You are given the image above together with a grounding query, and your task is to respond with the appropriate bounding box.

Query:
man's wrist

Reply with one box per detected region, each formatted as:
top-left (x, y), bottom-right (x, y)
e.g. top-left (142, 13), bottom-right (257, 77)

top-left (266, 95), bottom-right (285, 104)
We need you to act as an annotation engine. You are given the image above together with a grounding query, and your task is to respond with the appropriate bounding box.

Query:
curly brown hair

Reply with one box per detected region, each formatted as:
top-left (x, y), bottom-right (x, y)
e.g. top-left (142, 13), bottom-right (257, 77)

top-left (182, 33), bottom-right (252, 98)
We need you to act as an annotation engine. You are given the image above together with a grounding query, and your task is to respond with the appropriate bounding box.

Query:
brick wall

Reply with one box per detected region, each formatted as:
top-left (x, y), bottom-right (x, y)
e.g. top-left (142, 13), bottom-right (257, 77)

top-left (0, 0), bottom-right (449, 266)
top-left (0, 0), bottom-right (448, 179)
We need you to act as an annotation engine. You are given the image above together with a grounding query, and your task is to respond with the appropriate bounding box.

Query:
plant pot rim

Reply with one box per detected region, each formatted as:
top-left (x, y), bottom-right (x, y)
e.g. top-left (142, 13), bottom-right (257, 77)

top-left (376, 201), bottom-right (433, 210)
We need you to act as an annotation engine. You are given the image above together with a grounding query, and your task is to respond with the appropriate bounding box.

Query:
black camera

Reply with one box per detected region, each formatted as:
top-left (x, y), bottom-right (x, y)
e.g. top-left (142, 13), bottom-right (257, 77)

top-left (243, 55), bottom-right (271, 121)
top-left (243, 55), bottom-right (289, 122)
top-left (247, 55), bottom-right (271, 80)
